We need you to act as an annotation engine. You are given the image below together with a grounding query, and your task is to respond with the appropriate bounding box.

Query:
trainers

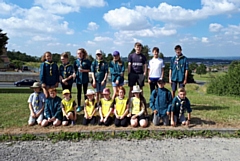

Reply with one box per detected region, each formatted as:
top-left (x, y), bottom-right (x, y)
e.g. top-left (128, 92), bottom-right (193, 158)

top-left (76, 106), bottom-right (81, 112)
top-left (71, 121), bottom-right (75, 126)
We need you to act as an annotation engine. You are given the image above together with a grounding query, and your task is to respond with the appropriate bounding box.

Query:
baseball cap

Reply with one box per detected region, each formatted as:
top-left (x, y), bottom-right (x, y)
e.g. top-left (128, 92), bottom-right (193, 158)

top-left (62, 89), bottom-right (70, 95)
top-left (102, 88), bottom-right (111, 95)
top-left (96, 49), bottom-right (102, 55)
top-left (113, 51), bottom-right (120, 56)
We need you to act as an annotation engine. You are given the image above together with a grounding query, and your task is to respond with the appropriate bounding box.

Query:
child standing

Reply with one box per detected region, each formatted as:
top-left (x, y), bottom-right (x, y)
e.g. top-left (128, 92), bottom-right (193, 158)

top-left (128, 42), bottom-right (147, 98)
top-left (91, 49), bottom-right (109, 103)
top-left (59, 52), bottom-right (74, 92)
top-left (61, 89), bottom-right (77, 126)
top-left (40, 51), bottom-right (59, 98)
top-left (148, 47), bottom-right (165, 94)
top-left (27, 82), bottom-right (45, 126)
top-left (83, 89), bottom-right (98, 125)
top-left (73, 48), bottom-right (91, 112)
top-left (109, 51), bottom-right (125, 99)
top-left (128, 85), bottom-right (148, 128)
top-left (41, 88), bottom-right (62, 127)
top-left (98, 88), bottom-right (114, 126)
top-left (112, 86), bottom-right (129, 127)
top-left (171, 88), bottom-right (192, 126)
top-left (149, 79), bottom-right (172, 126)
top-left (169, 45), bottom-right (189, 98)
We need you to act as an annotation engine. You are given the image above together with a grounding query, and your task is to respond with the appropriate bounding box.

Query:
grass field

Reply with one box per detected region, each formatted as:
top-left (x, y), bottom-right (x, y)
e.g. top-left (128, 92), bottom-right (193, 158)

top-left (0, 82), bottom-right (240, 132)
top-left (193, 71), bottom-right (226, 82)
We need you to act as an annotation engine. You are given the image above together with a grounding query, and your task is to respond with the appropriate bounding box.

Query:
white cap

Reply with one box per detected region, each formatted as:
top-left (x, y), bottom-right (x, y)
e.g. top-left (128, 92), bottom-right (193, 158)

top-left (95, 49), bottom-right (102, 55)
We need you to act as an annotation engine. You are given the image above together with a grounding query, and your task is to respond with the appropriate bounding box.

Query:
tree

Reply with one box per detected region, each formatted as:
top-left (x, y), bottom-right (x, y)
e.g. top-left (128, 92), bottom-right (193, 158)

top-left (189, 62), bottom-right (198, 71)
top-left (196, 64), bottom-right (207, 76)
top-left (106, 53), bottom-right (113, 63)
top-left (0, 29), bottom-right (9, 55)
top-left (88, 54), bottom-right (94, 63)
top-left (129, 45), bottom-right (151, 60)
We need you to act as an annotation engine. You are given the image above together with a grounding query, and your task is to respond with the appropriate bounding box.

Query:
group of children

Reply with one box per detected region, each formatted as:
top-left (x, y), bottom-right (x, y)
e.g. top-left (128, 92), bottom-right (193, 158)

top-left (28, 42), bottom-right (192, 127)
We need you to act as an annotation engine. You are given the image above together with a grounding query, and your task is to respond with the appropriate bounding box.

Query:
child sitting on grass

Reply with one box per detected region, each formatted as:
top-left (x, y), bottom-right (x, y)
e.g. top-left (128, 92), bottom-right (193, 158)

top-left (83, 89), bottom-right (98, 125)
top-left (171, 88), bottom-right (192, 126)
top-left (98, 88), bottom-right (114, 126)
top-left (27, 82), bottom-right (45, 126)
top-left (128, 85), bottom-right (148, 128)
top-left (149, 79), bottom-right (172, 126)
top-left (41, 88), bottom-right (62, 127)
top-left (61, 89), bottom-right (77, 126)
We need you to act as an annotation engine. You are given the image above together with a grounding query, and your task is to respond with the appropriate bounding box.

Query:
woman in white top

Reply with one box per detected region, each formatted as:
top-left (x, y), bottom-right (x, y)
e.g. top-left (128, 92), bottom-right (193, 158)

top-left (148, 47), bottom-right (165, 94)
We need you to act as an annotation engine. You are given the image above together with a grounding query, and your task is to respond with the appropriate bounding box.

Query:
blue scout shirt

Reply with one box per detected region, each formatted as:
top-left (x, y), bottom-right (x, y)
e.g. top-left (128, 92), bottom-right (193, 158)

top-left (59, 63), bottom-right (74, 85)
top-left (73, 58), bottom-right (91, 84)
top-left (40, 61), bottom-right (59, 86)
top-left (128, 53), bottom-right (147, 74)
top-left (109, 60), bottom-right (125, 84)
top-left (170, 55), bottom-right (189, 82)
top-left (150, 87), bottom-right (172, 117)
top-left (44, 96), bottom-right (62, 120)
top-left (171, 96), bottom-right (192, 117)
top-left (91, 59), bottom-right (108, 83)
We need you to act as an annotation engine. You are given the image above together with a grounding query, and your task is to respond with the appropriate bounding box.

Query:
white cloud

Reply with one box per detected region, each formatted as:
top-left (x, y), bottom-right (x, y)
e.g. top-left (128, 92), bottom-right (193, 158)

top-left (121, 2), bottom-right (131, 8)
top-left (47, 42), bottom-right (62, 46)
top-left (86, 41), bottom-right (96, 45)
top-left (87, 22), bottom-right (99, 31)
top-left (202, 37), bottom-right (209, 43)
top-left (0, 1), bottom-right (17, 15)
top-left (209, 23), bottom-right (223, 32)
top-left (32, 35), bottom-right (56, 41)
top-left (94, 36), bottom-right (112, 42)
top-left (103, 7), bottom-right (151, 30)
top-left (34, 0), bottom-right (107, 14)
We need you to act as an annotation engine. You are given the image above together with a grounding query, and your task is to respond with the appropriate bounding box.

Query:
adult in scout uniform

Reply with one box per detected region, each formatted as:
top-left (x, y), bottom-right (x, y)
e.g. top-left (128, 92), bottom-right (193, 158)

top-left (73, 48), bottom-right (91, 112)
top-left (169, 45), bottom-right (189, 98)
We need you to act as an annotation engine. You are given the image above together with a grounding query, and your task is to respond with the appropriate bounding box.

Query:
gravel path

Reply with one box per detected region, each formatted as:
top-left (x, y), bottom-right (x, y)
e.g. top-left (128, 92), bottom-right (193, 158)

top-left (1, 138), bottom-right (240, 161)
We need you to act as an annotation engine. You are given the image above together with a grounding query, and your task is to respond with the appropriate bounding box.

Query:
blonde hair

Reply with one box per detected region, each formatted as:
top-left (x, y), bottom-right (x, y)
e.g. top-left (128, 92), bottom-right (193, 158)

top-left (178, 88), bottom-right (186, 94)
top-left (77, 48), bottom-right (88, 59)
top-left (41, 51), bottom-right (52, 62)
top-left (61, 52), bottom-right (69, 59)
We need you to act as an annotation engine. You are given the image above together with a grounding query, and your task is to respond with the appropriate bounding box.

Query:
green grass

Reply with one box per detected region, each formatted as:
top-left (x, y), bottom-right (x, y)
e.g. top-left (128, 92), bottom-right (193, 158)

top-left (193, 72), bottom-right (226, 82)
top-left (0, 82), bottom-right (240, 130)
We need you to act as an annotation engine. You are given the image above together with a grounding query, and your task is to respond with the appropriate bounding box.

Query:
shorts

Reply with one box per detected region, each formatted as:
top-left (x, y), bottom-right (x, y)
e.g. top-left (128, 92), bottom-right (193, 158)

top-left (149, 77), bottom-right (160, 82)
top-left (63, 111), bottom-right (75, 122)
top-left (28, 112), bottom-right (44, 124)
top-left (128, 73), bottom-right (145, 87)
top-left (112, 82), bottom-right (124, 87)
top-left (95, 82), bottom-right (106, 93)
top-left (171, 81), bottom-right (185, 91)
top-left (173, 114), bottom-right (186, 124)
top-left (131, 114), bottom-right (147, 123)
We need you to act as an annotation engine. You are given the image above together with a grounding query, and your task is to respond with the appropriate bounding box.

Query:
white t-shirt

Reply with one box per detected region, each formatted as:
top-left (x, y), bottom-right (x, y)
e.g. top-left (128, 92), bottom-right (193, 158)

top-left (148, 58), bottom-right (165, 78)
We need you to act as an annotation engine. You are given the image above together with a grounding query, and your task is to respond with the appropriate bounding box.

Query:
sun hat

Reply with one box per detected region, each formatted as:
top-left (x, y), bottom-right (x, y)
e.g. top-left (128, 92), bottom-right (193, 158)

top-left (30, 82), bottom-right (41, 89)
top-left (113, 51), bottom-right (120, 56)
top-left (157, 78), bottom-right (165, 84)
top-left (131, 85), bottom-right (142, 93)
top-left (85, 89), bottom-right (95, 96)
top-left (102, 88), bottom-right (111, 95)
top-left (95, 49), bottom-right (102, 55)
top-left (62, 89), bottom-right (70, 95)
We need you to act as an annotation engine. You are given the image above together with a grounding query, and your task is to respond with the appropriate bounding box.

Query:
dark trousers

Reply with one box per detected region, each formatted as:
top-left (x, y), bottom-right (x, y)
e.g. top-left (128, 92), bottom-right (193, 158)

top-left (98, 117), bottom-right (113, 126)
top-left (61, 83), bottom-right (72, 92)
top-left (76, 83), bottom-right (88, 106)
top-left (114, 117), bottom-right (128, 127)
top-left (149, 81), bottom-right (158, 94)
top-left (82, 116), bottom-right (96, 126)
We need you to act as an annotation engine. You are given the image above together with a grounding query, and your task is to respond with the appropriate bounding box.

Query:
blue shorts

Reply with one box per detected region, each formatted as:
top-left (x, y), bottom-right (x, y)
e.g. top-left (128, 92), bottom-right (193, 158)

top-left (171, 81), bottom-right (185, 91)
top-left (112, 82), bottom-right (124, 87)
top-left (174, 114), bottom-right (186, 124)
top-left (149, 77), bottom-right (160, 82)
top-left (95, 82), bottom-right (106, 93)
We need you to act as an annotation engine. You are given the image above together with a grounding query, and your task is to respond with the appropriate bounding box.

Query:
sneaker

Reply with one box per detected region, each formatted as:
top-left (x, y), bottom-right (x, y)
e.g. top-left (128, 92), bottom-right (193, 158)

top-left (76, 106), bottom-right (81, 112)
top-left (71, 121), bottom-right (75, 126)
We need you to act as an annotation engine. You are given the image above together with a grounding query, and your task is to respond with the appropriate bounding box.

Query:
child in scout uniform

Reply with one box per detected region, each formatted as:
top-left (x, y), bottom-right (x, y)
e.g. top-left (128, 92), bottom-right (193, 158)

top-left (128, 85), bottom-right (148, 128)
top-left (61, 89), bottom-right (77, 126)
top-left (109, 51), bottom-right (125, 99)
top-left (112, 86), bottom-right (129, 127)
top-left (83, 89), bottom-right (98, 125)
top-left (171, 88), bottom-right (192, 127)
top-left (41, 88), bottom-right (62, 127)
top-left (73, 48), bottom-right (91, 112)
top-left (91, 49), bottom-right (109, 103)
top-left (59, 52), bottom-right (74, 92)
top-left (40, 51), bottom-right (59, 98)
top-left (169, 45), bottom-right (189, 98)
top-left (149, 79), bottom-right (172, 126)
top-left (98, 88), bottom-right (114, 126)
top-left (27, 82), bottom-right (45, 126)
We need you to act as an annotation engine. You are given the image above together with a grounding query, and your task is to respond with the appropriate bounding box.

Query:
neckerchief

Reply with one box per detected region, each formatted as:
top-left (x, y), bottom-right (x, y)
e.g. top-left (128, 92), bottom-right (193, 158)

top-left (63, 63), bottom-right (70, 78)
top-left (174, 54), bottom-right (184, 70)
top-left (177, 96), bottom-right (185, 119)
top-left (34, 92), bottom-right (40, 110)
top-left (45, 61), bottom-right (54, 76)
top-left (97, 59), bottom-right (103, 72)
top-left (78, 58), bottom-right (82, 71)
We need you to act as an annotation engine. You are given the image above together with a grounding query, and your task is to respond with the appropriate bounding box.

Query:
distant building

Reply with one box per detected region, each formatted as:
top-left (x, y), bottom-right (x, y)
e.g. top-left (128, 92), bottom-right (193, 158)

top-left (0, 47), bottom-right (10, 69)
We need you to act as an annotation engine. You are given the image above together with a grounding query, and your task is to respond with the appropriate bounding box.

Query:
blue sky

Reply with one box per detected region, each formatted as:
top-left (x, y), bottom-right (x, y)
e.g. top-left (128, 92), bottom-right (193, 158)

top-left (1, 0), bottom-right (240, 58)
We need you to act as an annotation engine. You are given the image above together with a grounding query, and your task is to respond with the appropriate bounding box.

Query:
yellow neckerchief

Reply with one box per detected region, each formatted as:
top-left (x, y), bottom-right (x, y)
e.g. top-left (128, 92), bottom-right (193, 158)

top-left (175, 54), bottom-right (184, 70)
top-left (45, 61), bottom-right (54, 76)
top-left (63, 63), bottom-right (70, 78)
top-left (34, 92), bottom-right (40, 110)
top-left (97, 59), bottom-right (103, 72)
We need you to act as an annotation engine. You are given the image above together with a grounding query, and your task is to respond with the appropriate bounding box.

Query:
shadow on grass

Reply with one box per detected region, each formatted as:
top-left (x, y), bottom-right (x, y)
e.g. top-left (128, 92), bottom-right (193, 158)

top-left (188, 117), bottom-right (216, 128)
top-left (191, 104), bottom-right (229, 111)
